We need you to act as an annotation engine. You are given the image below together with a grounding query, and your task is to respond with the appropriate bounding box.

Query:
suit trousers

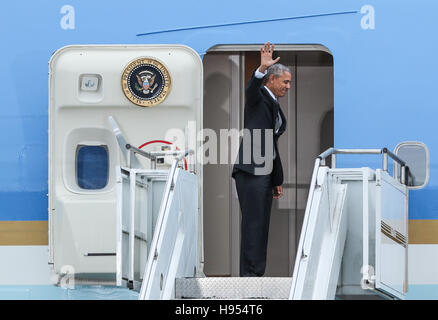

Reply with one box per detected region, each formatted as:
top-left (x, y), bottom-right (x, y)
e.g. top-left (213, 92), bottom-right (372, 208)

top-left (234, 170), bottom-right (273, 277)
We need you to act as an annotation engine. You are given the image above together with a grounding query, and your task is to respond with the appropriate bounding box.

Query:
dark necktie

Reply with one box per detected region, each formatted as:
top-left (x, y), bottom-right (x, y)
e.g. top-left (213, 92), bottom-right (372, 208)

top-left (273, 102), bottom-right (281, 160)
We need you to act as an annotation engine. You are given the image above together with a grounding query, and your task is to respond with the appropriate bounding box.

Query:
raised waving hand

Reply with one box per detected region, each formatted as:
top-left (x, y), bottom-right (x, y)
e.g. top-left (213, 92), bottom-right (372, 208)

top-left (259, 42), bottom-right (280, 73)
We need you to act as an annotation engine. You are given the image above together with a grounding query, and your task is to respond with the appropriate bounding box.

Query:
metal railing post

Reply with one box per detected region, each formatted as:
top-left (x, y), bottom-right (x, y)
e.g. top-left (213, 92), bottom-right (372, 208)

top-left (331, 154), bottom-right (337, 169)
top-left (383, 150), bottom-right (388, 172)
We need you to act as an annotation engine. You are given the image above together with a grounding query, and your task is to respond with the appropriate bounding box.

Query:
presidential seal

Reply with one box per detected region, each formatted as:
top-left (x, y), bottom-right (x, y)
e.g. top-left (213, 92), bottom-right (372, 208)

top-left (121, 57), bottom-right (171, 107)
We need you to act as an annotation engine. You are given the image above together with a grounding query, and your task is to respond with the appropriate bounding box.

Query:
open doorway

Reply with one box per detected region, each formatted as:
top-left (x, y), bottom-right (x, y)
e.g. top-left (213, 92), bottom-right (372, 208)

top-left (202, 45), bottom-right (334, 277)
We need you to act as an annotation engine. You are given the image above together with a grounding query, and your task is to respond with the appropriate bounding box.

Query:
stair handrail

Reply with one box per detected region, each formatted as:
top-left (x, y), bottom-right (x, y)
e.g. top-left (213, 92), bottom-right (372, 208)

top-left (319, 147), bottom-right (409, 185)
top-left (138, 148), bottom-right (194, 299)
top-left (125, 143), bottom-right (192, 170)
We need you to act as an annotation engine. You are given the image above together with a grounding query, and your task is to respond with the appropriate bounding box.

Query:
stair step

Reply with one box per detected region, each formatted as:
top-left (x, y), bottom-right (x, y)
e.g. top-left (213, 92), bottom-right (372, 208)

top-left (175, 277), bottom-right (292, 299)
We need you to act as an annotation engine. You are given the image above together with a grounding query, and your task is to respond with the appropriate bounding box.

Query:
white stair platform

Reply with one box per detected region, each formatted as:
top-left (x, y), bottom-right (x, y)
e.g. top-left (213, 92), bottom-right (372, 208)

top-left (175, 277), bottom-right (292, 299)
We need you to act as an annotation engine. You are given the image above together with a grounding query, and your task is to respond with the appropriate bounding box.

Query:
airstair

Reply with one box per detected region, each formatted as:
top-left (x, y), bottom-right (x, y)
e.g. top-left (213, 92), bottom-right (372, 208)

top-left (117, 144), bottom-right (410, 300)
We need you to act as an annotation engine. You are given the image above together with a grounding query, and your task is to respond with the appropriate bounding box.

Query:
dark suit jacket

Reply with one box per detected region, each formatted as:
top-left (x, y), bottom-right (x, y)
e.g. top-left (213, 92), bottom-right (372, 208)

top-left (232, 71), bottom-right (287, 186)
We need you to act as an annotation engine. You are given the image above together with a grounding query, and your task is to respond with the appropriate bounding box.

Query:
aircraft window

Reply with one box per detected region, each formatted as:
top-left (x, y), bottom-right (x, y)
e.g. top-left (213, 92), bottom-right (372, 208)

top-left (394, 142), bottom-right (429, 189)
top-left (76, 145), bottom-right (109, 190)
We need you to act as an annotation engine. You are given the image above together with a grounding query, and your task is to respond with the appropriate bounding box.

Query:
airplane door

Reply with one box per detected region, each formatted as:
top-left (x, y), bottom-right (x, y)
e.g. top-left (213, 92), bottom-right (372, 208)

top-left (48, 45), bottom-right (203, 279)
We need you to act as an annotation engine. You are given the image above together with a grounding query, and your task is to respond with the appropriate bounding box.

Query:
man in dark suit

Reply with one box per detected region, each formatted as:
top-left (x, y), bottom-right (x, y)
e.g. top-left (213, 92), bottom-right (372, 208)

top-left (232, 42), bottom-right (291, 277)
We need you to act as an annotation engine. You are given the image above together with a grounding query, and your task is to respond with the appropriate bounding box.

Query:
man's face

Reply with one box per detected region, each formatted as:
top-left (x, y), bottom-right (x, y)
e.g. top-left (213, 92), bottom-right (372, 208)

top-left (267, 71), bottom-right (292, 98)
